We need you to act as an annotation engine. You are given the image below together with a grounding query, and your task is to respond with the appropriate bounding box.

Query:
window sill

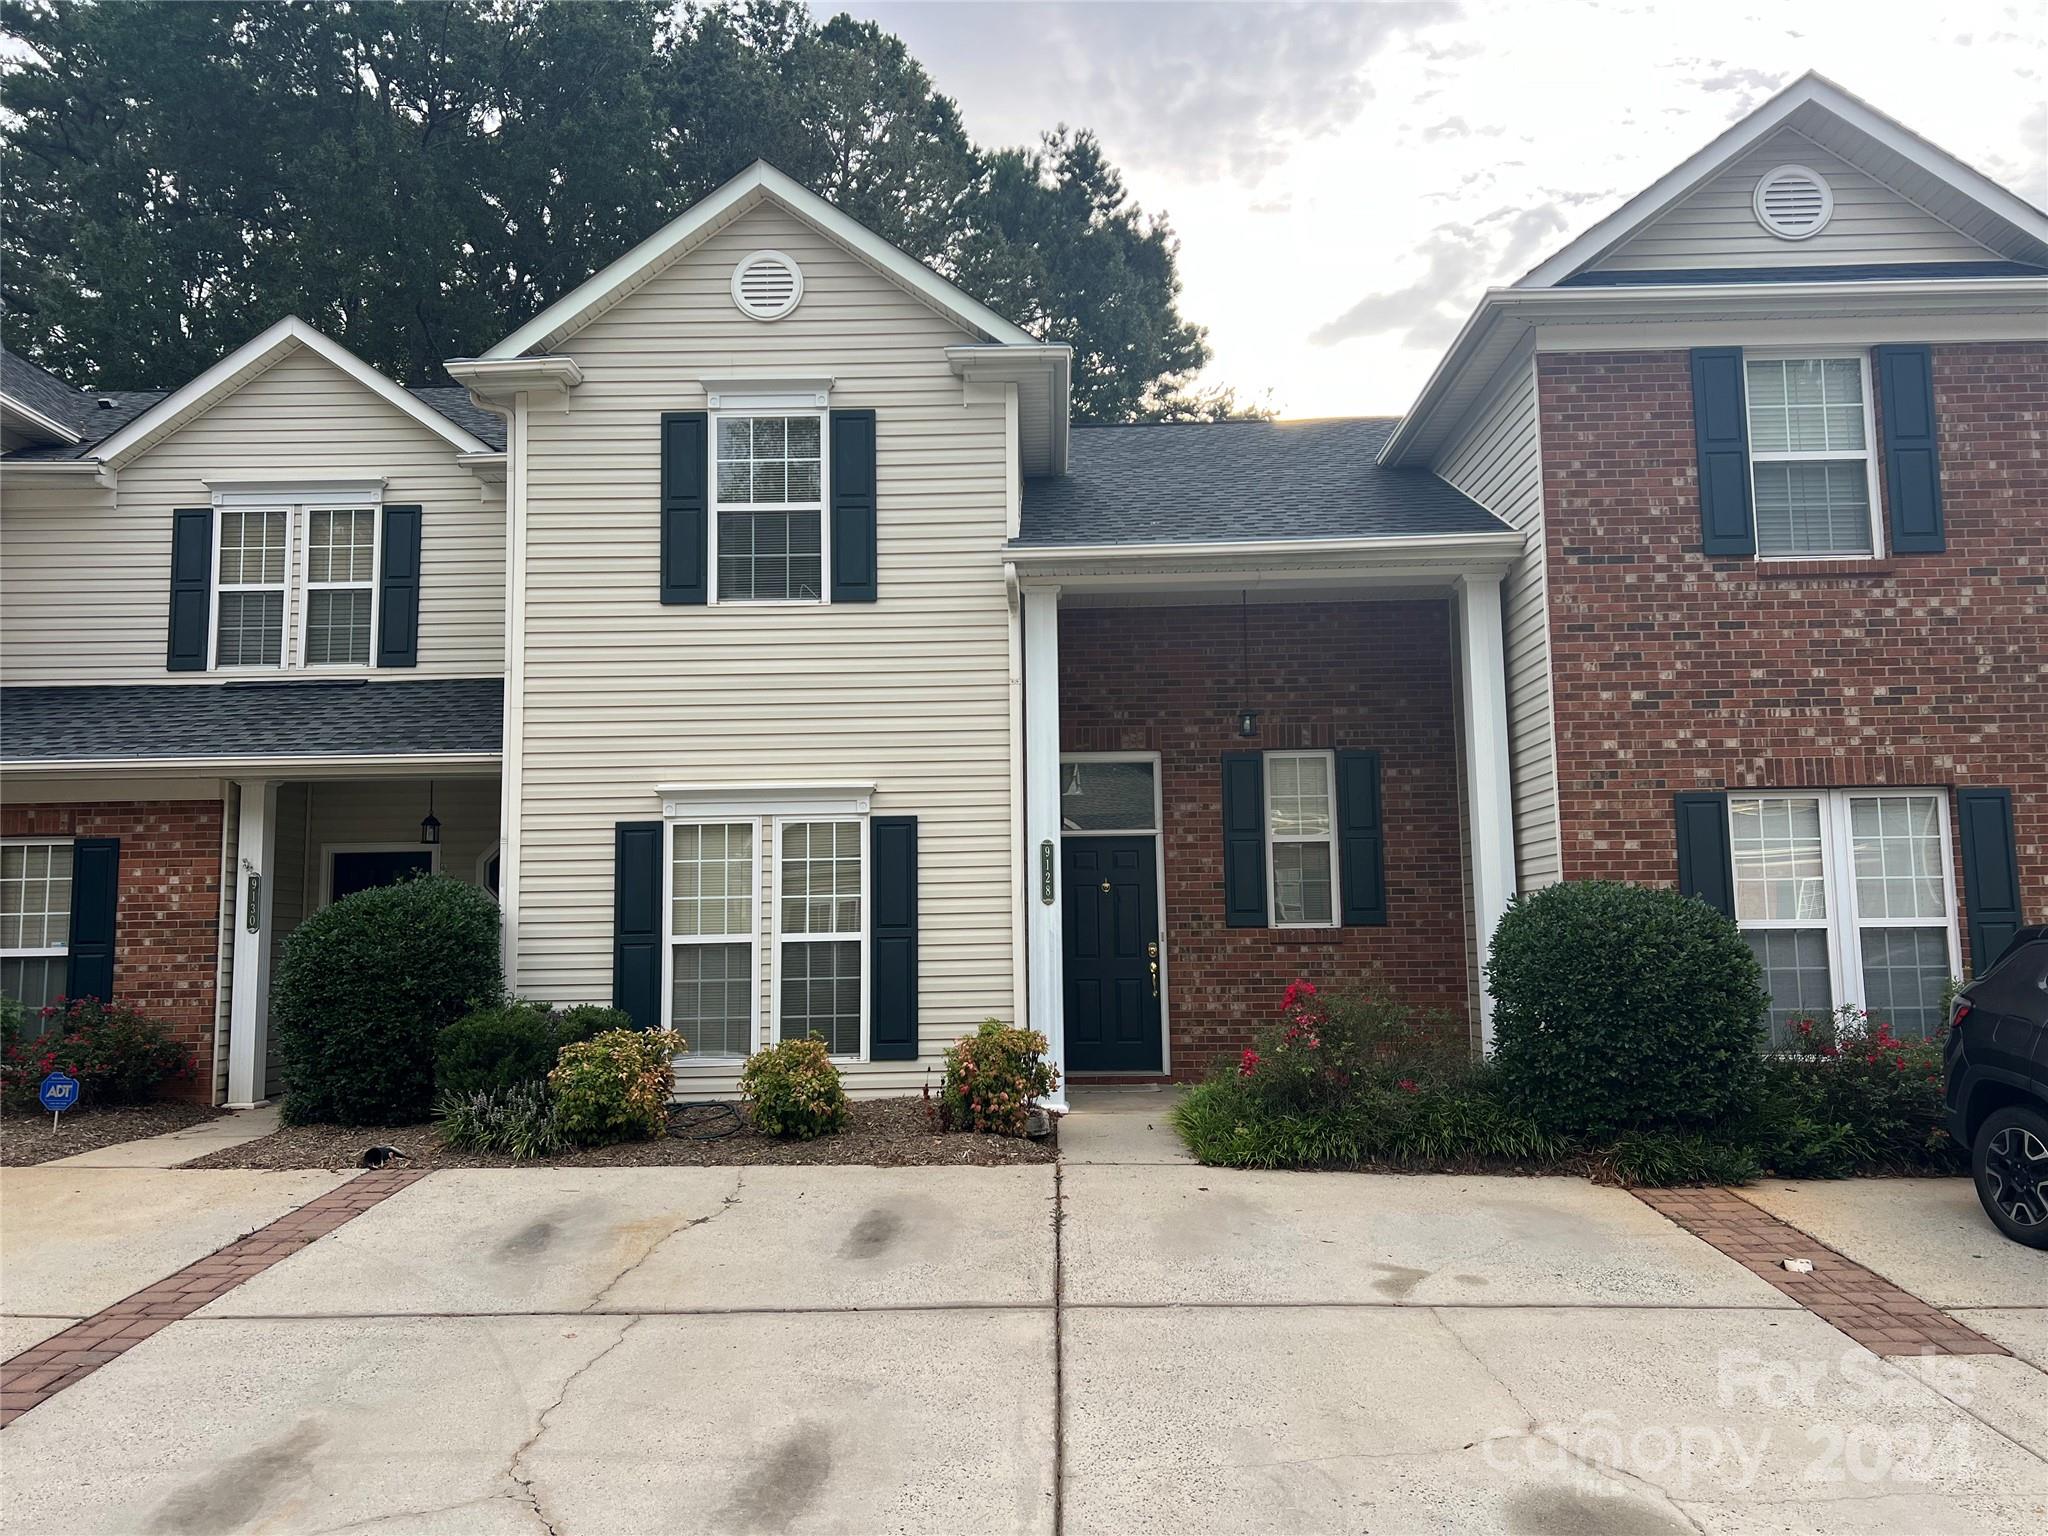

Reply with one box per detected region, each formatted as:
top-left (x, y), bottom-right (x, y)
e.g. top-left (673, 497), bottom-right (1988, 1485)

top-left (1751, 560), bottom-right (1896, 580)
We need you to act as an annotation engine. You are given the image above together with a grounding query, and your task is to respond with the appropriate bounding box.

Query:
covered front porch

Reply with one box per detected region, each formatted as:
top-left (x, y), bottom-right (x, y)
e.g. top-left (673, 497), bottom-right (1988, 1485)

top-left (1010, 532), bottom-right (1521, 1096)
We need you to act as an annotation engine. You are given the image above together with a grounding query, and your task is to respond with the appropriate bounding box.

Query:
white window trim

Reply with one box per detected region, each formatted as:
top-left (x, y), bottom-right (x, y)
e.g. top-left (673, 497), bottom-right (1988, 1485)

top-left (476, 841), bottom-right (502, 903)
top-left (207, 485), bottom-right (386, 673)
top-left (0, 836), bottom-right (72, 972)
top-left (1742, 350), bottom-right (1884, 562)
top-left (1729, 788), bottom-right (1962, 1028)
top-left (707, 407), bottom-right (831, 608)
top-left (1263, 749), bottom-right (1342, 931)
top-left (769, 814), bottom-right (871, 1063)
top-left (662, 817), bottom-right (763, 1066)
top-left (318, 842), bottom-right (440, 909)
top-left (1058, 750), bottom-right (1161, 835)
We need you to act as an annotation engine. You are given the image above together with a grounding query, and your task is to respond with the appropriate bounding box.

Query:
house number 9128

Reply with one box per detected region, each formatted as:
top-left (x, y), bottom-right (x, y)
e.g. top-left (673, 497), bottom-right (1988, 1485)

top-left (1039, 840), bottom-right (1054, 905)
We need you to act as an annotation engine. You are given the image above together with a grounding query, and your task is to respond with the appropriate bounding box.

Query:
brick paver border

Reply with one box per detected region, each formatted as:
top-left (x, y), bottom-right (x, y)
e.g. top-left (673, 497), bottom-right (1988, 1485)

top-left (1634, 1186), bottom-right (2008, 1358)
top-left (0, 1169), bottom-right (425, 1426)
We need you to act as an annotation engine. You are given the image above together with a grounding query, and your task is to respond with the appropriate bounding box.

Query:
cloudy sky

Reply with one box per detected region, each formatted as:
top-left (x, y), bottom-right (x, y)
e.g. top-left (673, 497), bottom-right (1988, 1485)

top-left (838, 0), bottom-right (2047, 417)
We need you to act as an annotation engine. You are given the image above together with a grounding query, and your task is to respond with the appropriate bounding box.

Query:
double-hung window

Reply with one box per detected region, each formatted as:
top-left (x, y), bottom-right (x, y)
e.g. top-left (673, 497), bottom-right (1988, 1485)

top-left (668, 821), bottom-right (759, 1061)
top-left (1743, 355), bottom-right (1880, 559)
top-left (211, 490), bottom-right (381, 670)
top-left (1265, 751), bottom-right (1339, 928)
top-left (714, 413), bottom-right (826, 603)
top-left (776, 819), bottom-right (866, 1056)
top-left (1729, 790), bottom-right (1959, 1043)
top-left (1, 840), bottom-right (72, 1017)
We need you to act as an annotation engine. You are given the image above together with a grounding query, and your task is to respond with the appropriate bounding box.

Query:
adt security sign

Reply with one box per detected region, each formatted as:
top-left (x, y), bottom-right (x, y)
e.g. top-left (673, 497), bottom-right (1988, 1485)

top-left (38, 1073), bottom-right (79, 1118)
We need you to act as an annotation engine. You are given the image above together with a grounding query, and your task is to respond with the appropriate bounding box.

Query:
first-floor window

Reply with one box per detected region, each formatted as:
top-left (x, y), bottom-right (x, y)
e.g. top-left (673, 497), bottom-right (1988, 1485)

top-left (1730, 790), bottom-right (1958, 1043)
top-left (1, 840), bottom-right (72, 1018)
top-left (1265, 751), bottom-right (1338, 928)
top-left (777, 819), bottom-right (865, 1056)
top-left (669, 821), bottom-right (757, 1060)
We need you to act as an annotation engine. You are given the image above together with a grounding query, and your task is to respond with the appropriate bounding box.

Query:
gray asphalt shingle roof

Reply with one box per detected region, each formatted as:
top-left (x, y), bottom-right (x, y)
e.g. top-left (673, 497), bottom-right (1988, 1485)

top-left (1015, 418), bottom-right (1507, 547)
top-left (0, 679), bottom-right (503, 763)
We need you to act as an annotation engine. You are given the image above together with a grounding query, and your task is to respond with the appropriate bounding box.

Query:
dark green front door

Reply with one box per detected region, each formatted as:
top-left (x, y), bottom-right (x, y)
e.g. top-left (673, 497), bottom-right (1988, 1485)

top-left (329, 849), bottom-right (433, 903)
top-left (1062, 837), bottom-right (1162, 1073)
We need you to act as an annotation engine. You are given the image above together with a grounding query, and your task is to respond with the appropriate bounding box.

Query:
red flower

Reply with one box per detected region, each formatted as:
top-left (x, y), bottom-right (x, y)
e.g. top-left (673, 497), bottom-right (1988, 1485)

top-left (1238, 1049), bottom-right (1261, 1078)
top-left (1397, 1079), bottom-right (1419, 1094)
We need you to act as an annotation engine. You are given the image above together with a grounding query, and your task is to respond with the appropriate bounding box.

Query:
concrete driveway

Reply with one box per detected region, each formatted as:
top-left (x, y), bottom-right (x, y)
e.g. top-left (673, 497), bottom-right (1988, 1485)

top-left (2, 1095), bottom-right (2044, 1534)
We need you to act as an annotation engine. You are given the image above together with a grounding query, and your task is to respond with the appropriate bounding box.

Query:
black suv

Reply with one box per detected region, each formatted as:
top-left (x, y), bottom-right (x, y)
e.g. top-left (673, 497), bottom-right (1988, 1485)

top-left (1945, 926), bottom-right (2048, 1249)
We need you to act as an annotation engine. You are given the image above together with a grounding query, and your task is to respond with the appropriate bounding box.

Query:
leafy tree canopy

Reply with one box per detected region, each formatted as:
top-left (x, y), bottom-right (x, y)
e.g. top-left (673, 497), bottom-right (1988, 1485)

top-left (1, 0), bottom-right (1267, 421)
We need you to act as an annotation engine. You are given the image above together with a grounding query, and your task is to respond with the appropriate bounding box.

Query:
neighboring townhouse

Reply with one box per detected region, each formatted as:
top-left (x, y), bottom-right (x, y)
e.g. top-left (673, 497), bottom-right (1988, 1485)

top-left (1, 72), bottom-right (2040, 1108)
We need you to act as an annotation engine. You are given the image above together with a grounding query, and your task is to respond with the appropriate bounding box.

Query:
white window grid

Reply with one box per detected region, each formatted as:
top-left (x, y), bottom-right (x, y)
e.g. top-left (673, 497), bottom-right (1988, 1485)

top-left (1742, 352), bottom-right (1883, 561)
top-left (1, 839), bottom-right (72, 1014)
top-left (209, 497), bottom-right (383, 671)
top-left (771, 815), bottom-right (869, 1060)
top-left (211, 507), bottom-right (292, 669)
top-left (1728, 789), bottom-right (1961, 1035)
top-left (299, 506), bottom-right (380, 667)
top-left (1264, 750), bottom-right (1340, 930)
top-left (708, 410), bottom-right (830, 607)
top-left (662, 818), bottom-right (762, 1063)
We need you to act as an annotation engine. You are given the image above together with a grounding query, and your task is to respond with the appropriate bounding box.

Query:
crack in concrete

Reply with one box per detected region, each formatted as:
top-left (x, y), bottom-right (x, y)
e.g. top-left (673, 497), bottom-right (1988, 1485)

top-left (296, 1492), bottom-right (514, 1536)
top-left (502, 1314), bottom-right (643, 1536)
top-left (581, 1170), bottom-right (744, 1313)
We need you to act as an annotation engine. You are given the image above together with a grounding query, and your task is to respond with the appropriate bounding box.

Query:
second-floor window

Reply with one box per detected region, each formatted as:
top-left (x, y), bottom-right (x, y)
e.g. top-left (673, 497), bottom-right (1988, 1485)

top-left (1266, 750), bottom-right (1339, 928)
top-left (1743, 355), bottom-right (1879, 559)
top-left (212, 496), bottom-right (381, 670)
top-left (714, 413), bottom-right (825, 603)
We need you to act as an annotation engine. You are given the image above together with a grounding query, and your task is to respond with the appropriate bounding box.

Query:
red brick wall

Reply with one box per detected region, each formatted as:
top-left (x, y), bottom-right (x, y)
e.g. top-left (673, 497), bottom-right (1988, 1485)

top-left (2, 801), bottom-right (224, 1101)
top-left (1537, 340), bottom-right (2048, 969)
top-left (1059, 600), bottom-right (1470, 1078)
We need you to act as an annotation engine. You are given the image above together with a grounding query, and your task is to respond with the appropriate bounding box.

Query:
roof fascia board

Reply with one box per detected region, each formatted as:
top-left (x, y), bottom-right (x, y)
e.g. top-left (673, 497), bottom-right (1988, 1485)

top-left (0, 394), bottom-right (83, 444)
top-left (1007, 528), bottom-right (1523, 564)
top-left (483, 162), bottom-right (1037, 359)
top-left (443, 355), bottom-right (583, 407)
top-left (0, 751), bottom-right (502, 778)
top-left (1520, 74), bottom-right (2048, 289)
top-left (94, 317), bottom-right (492, 465)
top-left (1382, 274), bottom-right (2048, 465)
top-left (0, 460), bottom-right (117, 488)
top-left (948, 344), bottom-right (1073, 475)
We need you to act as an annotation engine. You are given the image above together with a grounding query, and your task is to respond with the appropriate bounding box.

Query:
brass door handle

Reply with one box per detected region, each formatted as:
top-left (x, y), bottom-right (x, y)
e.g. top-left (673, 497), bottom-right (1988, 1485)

top-left (1149, 959), bottom-right (1159, 998)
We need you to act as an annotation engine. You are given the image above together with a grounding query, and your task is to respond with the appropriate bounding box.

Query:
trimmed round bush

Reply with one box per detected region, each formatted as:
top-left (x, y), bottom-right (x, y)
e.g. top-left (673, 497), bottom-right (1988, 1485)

top-left (273, 875), bottom-right (503, 1125)
top-left (938, 1018), bottom-right (1058, 1137)
top-left (435, 1000), bottom-right (626, 1100)
top-left (739, 1036), bottom-right (849, 1140)
top-left (549, 1028), bottom-right (680, 1147)
top-left (1487, 880), bottom-right (1768, 1141)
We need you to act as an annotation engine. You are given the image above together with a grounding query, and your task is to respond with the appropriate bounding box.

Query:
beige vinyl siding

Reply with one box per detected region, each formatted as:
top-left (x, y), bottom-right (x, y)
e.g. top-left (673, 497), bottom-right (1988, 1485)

top-left (516, 204), bottom-right (1015, 1094)
top-left (1435, 351), bottom-right (1560, 890)
top-left (1594, 129), bottom-right (1997, 274)
top-left (300, 777), bottom-right (499, 906)
top-left (0, 347), bottom-right (504, 685)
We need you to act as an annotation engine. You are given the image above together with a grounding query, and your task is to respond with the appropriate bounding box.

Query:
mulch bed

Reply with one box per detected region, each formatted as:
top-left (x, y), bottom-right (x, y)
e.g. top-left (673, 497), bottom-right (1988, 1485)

top-left (182, 1096), bottom-right (1057, 1171)
top-left (0, 1101), bottom-right (224, 1166)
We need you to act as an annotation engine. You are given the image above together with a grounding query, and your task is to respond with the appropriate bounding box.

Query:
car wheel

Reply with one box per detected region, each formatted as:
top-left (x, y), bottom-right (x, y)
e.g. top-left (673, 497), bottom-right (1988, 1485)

top-left (1972, 1105), bottom-right (2048, 1250)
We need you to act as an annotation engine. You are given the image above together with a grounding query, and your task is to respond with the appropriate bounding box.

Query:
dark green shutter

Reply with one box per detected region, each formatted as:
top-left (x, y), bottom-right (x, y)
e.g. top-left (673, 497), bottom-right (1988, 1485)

top-left (1674, 792), bottom-right (1735, 918)
top-left (65, 837), bottom-right (120, 1002)
top-left (166, 508), bottom-right (213, 671)
top-left (375, 504), bottom-right (422, 667)
top-left (612, 822), bottom-right (662, 1029)
top-left (830, 409), bottom-right (877, 603)
top-left (1336, 750), bottom-right (1387, 926)
top-left (1958, 788), bottom-right (2023, 975)
top-left (660, 412), bottom-right (708, 604)
top-left (870, 815), bottom-right (918, 1060)
top-left (1874, 345), bottom-right (1945, 554)
top-left (1690, 348), bottom-right (1755, 556)
top-left (1221, 753), bottom-right (1268, 928)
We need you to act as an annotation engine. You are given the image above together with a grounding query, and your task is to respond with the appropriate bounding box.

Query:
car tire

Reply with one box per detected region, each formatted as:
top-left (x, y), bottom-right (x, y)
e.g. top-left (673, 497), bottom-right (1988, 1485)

top-left (1972, 1105), bottom-right (2048, 1250)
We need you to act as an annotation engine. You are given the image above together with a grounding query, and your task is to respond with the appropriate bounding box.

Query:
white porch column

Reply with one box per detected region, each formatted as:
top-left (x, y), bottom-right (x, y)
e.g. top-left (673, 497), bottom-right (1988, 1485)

top-left (1021, 585), bottom-right (1068, 1110)
top-left (1457, 574), bottom-right (1516, 1052)
top-left (226, 778), bottom-right (280, 1106)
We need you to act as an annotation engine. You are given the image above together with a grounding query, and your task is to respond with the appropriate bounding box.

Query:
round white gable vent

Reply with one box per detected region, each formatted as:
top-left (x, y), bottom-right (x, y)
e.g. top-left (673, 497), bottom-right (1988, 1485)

top-left (731, 250), bottom-right (803, 320)
top-left (1753, 165), bottom-right (1834, 241)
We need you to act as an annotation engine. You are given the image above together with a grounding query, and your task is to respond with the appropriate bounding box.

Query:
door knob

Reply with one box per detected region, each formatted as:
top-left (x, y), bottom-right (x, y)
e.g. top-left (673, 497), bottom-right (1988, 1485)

top-left (1100, 879), bottom-right (1111, 892)
top-left (1146, 941), bottom-right (1158, 958)
top-left (1149, 958), bottom-right (1159, 998)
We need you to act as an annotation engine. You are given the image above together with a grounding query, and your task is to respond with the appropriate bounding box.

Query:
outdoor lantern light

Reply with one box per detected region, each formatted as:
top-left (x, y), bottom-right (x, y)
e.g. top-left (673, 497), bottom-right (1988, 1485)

top-left (419, 781), bottom-right (441, 847)
top-left (1237, 708), bottom-right (1261, 739)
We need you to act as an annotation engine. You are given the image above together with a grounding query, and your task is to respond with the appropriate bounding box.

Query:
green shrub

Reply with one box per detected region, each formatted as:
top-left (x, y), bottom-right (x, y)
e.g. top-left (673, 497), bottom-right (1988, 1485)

top-left (273, 875), bottom-right (503, 1125)
top-left (1607, 1130), bottom-right (1762, 1187)
top-left (938, 1018), bottom-right (1058, 1136)
top-left (1488, 881), bottom-right (1768, 1141)
top-left (739, 1036), bottom-right (849, 1139)
top-left (435, 1000), bottom-right (619, 1099)
top-left (1740, 1007), bottom-right (1960, 1176)
top-left (548, 1028), bottom-right (681, 1147)
top-left (1, 996), bottom-right (193, 1107)
top-left (434, 1080), bottom-right (567, 1160)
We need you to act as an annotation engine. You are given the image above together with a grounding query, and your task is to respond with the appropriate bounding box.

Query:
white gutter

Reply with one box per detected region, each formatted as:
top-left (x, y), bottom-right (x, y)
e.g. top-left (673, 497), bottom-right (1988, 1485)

top-left (1, 751), bottom-right (502, 778)
top-left (0, 394), bottom-right (83, 445)
top-left (1005, 529), bottom-right (1524, 564)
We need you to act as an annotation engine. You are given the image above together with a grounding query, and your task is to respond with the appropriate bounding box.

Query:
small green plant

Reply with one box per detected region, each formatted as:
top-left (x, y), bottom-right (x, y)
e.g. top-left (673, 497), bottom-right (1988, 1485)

top-left (1740, 1006), bottom-right (1959, 1176)
top-left (938, 1018), bottom-right (1058, 1136)
top-left (548, 1028), bottom-right (682, 1147)
top-left (1, 996), bottom-right (192, 1107)
top-left (274, 875), bottom-right (503, 1125)
top-left (435, 1000), bottom-right (622, 1099)
top-left (1607, 1130), bottom-right (1762, 1187)
top-left (1488, 881), bottom-right (1768, 1141)
top-left (434, 1080), bottom-right (567, 1160)
top-left (739, 1036), bottom-right (849, 1139)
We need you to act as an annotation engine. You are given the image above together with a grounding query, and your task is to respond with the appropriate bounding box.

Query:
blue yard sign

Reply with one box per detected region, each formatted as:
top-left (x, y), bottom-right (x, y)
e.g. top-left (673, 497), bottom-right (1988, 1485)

top-left (38, 1073), bottom-right (79, 1117)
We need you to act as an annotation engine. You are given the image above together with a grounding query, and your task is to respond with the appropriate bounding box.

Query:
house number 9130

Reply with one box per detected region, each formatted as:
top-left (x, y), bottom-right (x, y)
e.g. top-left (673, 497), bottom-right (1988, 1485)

top-left (1039, 840), bottom-right (1055, 905)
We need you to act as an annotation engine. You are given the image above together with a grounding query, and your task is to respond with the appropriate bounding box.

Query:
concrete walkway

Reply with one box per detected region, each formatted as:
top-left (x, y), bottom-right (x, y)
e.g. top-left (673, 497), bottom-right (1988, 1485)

top-left (1, 1097), bottom-right (2043, 1533)
top-left (42, 1104), bottom-right (282, 1169)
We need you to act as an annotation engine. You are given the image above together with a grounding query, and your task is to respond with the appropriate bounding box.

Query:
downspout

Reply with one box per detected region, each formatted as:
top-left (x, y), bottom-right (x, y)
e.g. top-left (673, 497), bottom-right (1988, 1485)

top-left (498, 392), bottom-right (529, 983)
